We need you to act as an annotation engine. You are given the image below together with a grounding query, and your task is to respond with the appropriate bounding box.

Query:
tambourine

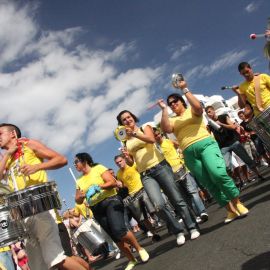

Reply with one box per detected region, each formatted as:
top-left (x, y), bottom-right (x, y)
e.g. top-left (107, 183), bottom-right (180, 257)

top-left (114, 126), bottom-right (127, 142)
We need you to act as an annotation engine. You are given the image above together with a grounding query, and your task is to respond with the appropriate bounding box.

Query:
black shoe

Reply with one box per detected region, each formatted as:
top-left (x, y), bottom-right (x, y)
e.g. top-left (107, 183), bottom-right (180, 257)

top-left (152, 234), bottom-right (161, 242)
top-left (258, 174), bottom-right (266, 181)
top-left (200, 212), bottom-right (209, 223)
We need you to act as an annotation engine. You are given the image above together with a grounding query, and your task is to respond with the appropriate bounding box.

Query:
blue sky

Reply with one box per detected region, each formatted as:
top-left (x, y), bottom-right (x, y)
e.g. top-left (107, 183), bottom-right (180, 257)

top-left (0, 0), bottom-right (269, 209)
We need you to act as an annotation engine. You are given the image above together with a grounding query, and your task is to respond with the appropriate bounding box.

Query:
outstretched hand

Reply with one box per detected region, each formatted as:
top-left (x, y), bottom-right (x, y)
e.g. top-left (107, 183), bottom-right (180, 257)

top-left (157, 99), bottom-right (167, 110)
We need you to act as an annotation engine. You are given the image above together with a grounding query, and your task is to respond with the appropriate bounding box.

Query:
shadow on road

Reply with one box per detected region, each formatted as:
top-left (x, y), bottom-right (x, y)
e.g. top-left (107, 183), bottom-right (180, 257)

top-left (241, 251), bottom-right (270, 270)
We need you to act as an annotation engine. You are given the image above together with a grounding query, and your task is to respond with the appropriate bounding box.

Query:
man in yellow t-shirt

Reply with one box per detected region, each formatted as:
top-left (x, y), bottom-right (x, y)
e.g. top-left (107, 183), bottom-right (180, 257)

top-left (114, 155), bottom-right (161, 241)
top-left (0, 123), bottom-right (88, 270)
top-left (153, 128), bottom-right (208, 224)
top-left (233, 62), bottom-right (270, 116)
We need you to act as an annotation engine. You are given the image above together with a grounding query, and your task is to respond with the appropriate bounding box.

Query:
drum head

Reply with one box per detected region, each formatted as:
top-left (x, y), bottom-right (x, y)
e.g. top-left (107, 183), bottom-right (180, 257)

top-left (114, 126), bottom-right (127, 142)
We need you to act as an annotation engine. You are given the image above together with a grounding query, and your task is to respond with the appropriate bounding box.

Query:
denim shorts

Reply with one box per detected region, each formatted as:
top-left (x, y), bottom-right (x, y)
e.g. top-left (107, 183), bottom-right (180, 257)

top-left (91, 195), bottom-right (128, 242)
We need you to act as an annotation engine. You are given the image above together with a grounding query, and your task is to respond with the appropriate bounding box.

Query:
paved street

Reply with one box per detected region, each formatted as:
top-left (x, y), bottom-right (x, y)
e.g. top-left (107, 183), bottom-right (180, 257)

top-left (92, 167), bottom-right (270, 270)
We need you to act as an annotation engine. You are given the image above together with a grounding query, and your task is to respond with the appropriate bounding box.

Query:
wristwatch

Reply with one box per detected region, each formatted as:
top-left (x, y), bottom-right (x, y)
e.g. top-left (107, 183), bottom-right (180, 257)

top-left (182, 88), bottom-right (189, 94)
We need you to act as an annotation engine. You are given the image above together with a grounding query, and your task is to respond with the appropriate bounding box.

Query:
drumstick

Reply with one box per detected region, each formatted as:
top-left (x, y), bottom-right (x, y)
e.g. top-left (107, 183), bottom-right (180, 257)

top-left (10, 168), bottom-right (19, 191)
top-left (250, 33), bottom-right (267, 40)
top-left (147, 102), bottom-right (158, 111)
top-left (69, 167), bottom-right (78, 185)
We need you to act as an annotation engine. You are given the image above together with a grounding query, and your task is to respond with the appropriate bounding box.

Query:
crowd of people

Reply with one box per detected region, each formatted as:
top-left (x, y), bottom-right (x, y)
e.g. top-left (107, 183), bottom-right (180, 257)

top-left (0, 59), bottom-right (269, 270)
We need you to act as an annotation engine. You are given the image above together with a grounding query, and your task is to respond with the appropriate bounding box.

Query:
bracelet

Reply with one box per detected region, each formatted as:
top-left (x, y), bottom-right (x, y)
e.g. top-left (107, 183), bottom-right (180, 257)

top-left (182, 88), bottom-right (189, 94)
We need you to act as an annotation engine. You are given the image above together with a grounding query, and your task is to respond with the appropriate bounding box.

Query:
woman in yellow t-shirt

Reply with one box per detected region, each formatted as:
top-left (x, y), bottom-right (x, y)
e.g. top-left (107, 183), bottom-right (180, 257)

top-left (74, 152), bottom-right (149, 270)
top-left (116, 110), bottom-right (200, 246)
top-left (159, 78), bottom-right (248, 224)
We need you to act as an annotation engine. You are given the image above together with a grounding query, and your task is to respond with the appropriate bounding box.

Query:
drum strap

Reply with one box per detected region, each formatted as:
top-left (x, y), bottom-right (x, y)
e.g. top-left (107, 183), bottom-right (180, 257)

top-left (254, 75), bottom-right (264, 112)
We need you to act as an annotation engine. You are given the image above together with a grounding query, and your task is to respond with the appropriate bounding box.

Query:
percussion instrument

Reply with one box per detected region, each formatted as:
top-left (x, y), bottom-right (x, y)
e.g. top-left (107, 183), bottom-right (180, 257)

top-left (73, 219), bottom-right (108, 256)
top-left (171, 73), bottom-right (184, 88)
top-left (0, 204), bottom-right (26, 247)
top-left (114, 126), bottom-right (127, 142)
top-left (5, 181), bottom-right (62, 220)
top-left (248, 107), bottom-right (270, 152)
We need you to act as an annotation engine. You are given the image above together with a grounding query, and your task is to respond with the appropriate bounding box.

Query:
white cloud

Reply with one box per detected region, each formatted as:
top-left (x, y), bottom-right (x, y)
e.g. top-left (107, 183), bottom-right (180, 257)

top-left (0, 1), bottom-right (160, 153)
top-left (245, 2), bottom-right (260, 13)
top-left (185, 50), bottom-right (248, 81)
top-left (169, 42), bottom-right (193, 61)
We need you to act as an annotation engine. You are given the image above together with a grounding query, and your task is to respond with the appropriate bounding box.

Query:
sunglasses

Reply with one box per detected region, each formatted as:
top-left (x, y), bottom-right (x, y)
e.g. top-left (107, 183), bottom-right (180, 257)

top-left (168, 99), bottom-right (179, 107)
top-left (73, 159), bottom-right (81, 165)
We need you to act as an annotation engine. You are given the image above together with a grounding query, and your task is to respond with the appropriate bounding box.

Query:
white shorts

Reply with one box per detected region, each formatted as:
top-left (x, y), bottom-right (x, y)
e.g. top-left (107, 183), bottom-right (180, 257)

top-left (223, 151), bottom-right (245, 170)
top-left (24, 210), bottom-right (66, 270)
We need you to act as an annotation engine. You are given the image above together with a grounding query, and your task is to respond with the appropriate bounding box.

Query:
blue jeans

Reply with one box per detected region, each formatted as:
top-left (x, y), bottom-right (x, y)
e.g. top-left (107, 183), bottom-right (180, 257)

top-left (0, 250), bottom-right (15, 270)
top-left (141, 160), bottom-right (196, 234)
top-left (221, 141), bottom-right (256, 169)
top-left (175, 172), bottom-right (206, 216)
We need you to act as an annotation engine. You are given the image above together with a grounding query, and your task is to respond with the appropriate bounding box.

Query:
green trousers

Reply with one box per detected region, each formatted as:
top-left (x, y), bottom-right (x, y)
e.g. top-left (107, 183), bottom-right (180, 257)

top-left (183, 137), bottom-right (240, 207)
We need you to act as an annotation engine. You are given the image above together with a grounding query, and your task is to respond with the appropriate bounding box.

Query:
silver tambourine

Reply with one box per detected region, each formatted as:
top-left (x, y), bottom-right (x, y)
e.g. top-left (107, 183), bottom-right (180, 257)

top-left (114, 126), bottom-right (127, 142)
top-left (171, 73), bottom-right (184, 88)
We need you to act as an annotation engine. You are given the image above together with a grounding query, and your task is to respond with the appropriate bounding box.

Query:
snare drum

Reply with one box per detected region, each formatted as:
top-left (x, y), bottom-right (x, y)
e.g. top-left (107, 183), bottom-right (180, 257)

top-left (73, 219), bottom-right (107, 256)
top-left (5, 181), bottom-right (62, 220)
top-left (0, 205), bottom-right (26, 247)
top-left (249, 107), bottom-right (270, 152)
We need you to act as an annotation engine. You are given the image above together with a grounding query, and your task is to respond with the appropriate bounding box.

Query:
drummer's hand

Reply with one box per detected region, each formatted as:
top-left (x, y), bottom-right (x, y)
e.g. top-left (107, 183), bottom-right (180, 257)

top-left (20, 164), bottom-right (40, 176)
top-left (157, 99), bottom-right (167, 110)
top-left (77, 189), bottom-right (86, 201)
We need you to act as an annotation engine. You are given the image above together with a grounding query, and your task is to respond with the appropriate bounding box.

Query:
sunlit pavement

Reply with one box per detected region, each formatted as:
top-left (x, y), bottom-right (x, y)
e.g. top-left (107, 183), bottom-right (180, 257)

top-left (92, 166), bottom-right (270, 270)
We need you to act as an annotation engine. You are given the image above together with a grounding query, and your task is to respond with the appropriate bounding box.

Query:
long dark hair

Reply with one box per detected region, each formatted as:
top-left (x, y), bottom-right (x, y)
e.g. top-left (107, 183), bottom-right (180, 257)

top-left (116, 110), bottom-right (139, 125)
top-left (75, 153), bottom-right (99, 167)
top-left (166, 93), bottom-right (187, 108)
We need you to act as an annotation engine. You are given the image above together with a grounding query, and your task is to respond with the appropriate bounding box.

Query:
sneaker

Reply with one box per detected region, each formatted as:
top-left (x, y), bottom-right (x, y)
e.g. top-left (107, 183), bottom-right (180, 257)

top-left (146, 231), bottom-right (153, 237)
top-left (176, 232), bottom-right (185, 246)
top-left (236, 203), bottom-right (249, 216)
top-left (200, 212), bottom-right (209, 223)
top-left (115, 251), bottom-right (121, 260)
top-left (138, 248), bottom-right (149, 262)
top-left (248, 178), bottom-right (256, 183)
top-left (152, 233), bottom-right (161, 242)
top-left (224, 211), bottom-right (239, 224)
top-left (125, 260), bottom-right (138, 270)
top-left (196, 216), bottom-right (202, 224)
top-left (190, 229), bottom-right (200, 240)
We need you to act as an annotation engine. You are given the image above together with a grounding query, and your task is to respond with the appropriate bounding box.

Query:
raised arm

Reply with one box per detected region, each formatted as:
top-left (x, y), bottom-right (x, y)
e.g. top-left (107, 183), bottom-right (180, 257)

top-left (158, 99), bottom-right (174, 133)
top-left (174, 80), bottom-right (203, 116)
top-left (231, 85), bottom-right (247, 109)
top-left (20, 139), bottom-right (67, 176)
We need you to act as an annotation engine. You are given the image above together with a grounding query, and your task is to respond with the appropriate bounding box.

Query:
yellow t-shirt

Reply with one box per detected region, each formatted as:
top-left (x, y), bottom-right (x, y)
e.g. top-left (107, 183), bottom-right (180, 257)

top-left (5, 141), bottom-right (48, 190)
top-left (160, 139), bottom-right (184, 173)
top-left (239, 73), bottom-right (270, 116)
top-left (76, 164), bottom-right (117, 206)
top-left (126, 128), bottom-right (164, 173)
top-left (169, 107), bottom-right (211, 151)
top-left (74, 203), bottom-right (93, 219)
top-left (116, 164), bottom-right (143, 195)
top-left (0, 246), bottom-right (10, 252)
top-left (53, 209), bottom-right (63, 224)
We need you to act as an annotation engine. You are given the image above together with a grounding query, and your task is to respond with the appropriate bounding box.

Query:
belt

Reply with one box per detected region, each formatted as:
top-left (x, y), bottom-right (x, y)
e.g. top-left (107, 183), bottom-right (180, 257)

top-left (141, 160), bottom-right (167, 176)
top-left (123, 188), bottom-right (144, 206)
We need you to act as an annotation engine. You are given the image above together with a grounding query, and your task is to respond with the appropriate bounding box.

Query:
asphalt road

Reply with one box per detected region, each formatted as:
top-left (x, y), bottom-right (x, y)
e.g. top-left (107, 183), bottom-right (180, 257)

top-left (92, 166), bottom-right (270, 270)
